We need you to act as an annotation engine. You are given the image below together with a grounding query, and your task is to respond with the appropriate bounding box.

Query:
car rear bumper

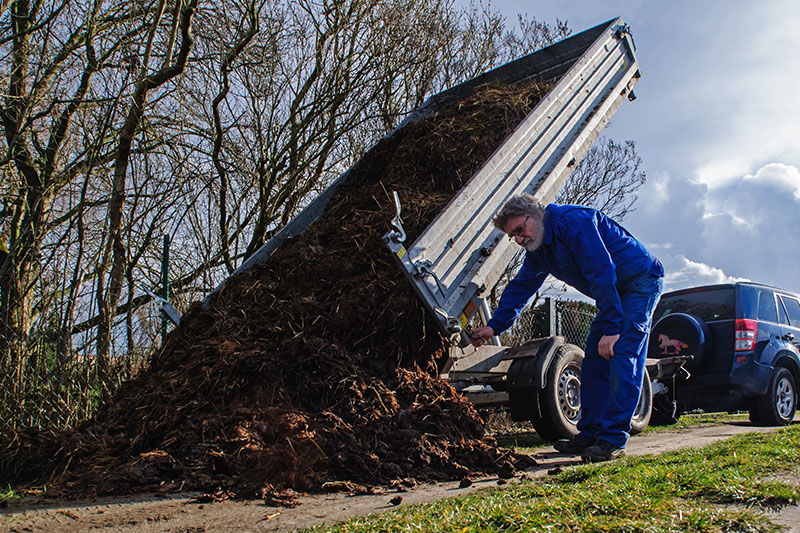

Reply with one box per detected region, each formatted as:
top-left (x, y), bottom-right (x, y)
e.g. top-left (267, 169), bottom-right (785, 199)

top-left (729, 359), bottom-right (772, 397)
top-left (696, 360), bottom-right (771, 397)
top-left (675, 360), bottom-right (772, 411)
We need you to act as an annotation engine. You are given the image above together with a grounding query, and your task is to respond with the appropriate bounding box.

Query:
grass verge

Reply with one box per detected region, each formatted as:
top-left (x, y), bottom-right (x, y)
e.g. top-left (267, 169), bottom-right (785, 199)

top-left (1, 485), bottom-right (22, 506)
top-left (309, 423), bottom-right (800, 532)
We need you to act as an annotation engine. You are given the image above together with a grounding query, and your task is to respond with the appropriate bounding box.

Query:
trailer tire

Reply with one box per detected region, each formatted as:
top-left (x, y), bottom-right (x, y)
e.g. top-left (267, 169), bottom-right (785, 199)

top-left (629, 368), bottom-right (652, 435)
top-left (531, 343), bottom-right (583, 442)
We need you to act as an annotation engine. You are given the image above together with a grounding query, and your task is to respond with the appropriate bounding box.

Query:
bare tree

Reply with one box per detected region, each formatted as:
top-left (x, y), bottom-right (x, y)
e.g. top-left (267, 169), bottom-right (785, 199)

top-left (94, 0), bottom-right (199, 375)
top-left (1, 0), bottom-right (588, 429)
top-left (556, 137), bottom-right (645, 219)
top-left (0, 0), bottom-right (144, 371)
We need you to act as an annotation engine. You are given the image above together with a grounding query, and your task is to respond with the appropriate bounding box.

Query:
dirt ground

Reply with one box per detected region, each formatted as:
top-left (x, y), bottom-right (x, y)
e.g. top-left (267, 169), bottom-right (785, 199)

top-left (3, 419), bottom-right (800, 533)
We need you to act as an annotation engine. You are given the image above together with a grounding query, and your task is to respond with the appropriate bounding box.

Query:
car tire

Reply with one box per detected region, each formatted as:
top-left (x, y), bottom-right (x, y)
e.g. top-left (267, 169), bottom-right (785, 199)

top-left (750, 367), bottom-right (797, 426)
top-left (630, 368), bottom-right (652, 435)
top-left (531, 344), bottom-right (583, 442)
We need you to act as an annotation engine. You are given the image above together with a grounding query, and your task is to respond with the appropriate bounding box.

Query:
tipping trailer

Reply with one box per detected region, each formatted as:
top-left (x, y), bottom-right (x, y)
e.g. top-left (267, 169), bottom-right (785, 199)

top-left (196, 18), bottom-right (684, 441)
top-left (380, 17), bottom-right (685, 441)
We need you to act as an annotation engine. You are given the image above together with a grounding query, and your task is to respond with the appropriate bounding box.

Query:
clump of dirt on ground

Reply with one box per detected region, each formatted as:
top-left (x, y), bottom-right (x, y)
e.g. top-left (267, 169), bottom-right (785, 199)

top-left (0, 79), bottom-right (550, 502)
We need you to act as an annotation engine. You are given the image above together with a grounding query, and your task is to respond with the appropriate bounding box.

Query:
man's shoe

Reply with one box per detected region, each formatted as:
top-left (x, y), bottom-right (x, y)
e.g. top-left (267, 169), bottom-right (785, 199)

top-left (553, 434), bottom-right (595, 455)
top-left (580, 440), bottom-right (625, 463)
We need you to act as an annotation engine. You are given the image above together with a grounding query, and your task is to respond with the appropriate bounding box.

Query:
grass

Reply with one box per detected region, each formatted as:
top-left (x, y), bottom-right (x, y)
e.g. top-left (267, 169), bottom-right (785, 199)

top-left (653, 411), bottom-right (750, 431)
top-left (1, 485), bottom-right (23, 504)
top-left (307, 423), bottom-right (800, 532)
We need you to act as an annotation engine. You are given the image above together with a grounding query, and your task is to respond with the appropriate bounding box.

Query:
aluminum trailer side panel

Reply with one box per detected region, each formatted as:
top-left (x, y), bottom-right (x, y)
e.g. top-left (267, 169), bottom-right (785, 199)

top-left (383, 18), bottom-right (640, 339)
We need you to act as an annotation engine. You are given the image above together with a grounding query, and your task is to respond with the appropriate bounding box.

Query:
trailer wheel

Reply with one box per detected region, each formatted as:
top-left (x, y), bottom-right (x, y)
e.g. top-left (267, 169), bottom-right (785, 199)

top-left (531, 344), bottom-right (583, 442)
top-left (629, 368), bottom-right (652, 435)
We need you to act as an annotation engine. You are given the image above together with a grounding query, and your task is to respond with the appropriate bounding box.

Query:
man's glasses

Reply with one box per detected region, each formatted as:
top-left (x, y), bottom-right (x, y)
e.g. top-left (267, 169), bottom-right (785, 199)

top-left (507, 216), bottom-right (529, 241)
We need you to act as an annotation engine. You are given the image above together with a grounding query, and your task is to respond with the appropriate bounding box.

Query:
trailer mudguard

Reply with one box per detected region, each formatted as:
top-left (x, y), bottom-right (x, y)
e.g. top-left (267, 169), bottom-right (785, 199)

top-left (505, 336), bottom-right (567, 391)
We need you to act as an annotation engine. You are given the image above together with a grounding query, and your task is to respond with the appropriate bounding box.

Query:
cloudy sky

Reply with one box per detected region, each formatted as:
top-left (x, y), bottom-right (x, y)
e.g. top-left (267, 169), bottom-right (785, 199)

top-left (489, 0), bottom-right (800, 294)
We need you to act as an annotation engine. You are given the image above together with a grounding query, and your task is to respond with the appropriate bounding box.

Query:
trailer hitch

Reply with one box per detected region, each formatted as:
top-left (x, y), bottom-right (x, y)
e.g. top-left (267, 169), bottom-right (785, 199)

top-left (413, 259), bottom-right (448, 299)
top-left (433, 306), bottom-right (461, 335)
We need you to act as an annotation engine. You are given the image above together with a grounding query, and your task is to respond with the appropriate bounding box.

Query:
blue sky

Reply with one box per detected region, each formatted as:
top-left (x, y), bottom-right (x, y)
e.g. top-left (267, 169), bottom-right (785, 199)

top-left (487, 0), bottom-right (800, 294)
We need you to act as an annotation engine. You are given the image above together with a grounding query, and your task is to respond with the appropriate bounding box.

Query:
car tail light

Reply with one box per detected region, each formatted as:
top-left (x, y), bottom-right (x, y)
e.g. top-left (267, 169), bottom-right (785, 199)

top-left (735, 319), bottom-right (758, 351)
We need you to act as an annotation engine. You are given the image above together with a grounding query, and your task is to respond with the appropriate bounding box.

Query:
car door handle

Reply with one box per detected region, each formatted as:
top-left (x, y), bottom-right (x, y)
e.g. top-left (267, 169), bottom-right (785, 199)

top-left (783, 332), bottom-right (795, 341)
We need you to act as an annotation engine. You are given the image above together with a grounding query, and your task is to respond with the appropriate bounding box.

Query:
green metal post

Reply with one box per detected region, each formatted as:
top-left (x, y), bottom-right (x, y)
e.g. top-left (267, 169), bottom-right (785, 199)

top-left (161, 234), bottom-right (170, 339)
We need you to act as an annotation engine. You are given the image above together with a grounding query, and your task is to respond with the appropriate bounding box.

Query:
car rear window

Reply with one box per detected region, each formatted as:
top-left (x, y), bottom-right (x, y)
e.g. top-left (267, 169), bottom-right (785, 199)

top-left (653, 287), bottom-right (735, 323)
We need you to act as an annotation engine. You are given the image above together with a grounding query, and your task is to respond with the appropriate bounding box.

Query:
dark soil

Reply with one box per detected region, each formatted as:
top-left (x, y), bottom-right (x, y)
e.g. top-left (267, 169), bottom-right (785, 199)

top-left (0, 78), bottom-right (551, 503)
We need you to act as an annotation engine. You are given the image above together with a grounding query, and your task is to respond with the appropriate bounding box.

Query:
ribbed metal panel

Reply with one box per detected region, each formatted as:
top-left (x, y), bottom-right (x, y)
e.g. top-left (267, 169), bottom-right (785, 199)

top-left (385, 17), bottom-right (641, 338)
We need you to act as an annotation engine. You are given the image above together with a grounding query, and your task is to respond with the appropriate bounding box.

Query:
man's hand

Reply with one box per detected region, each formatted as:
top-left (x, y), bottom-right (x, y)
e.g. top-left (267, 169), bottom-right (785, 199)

top-left (598, 334), bottom-right (619, 360)
top-left (470, 326), bottom-right (495, 347)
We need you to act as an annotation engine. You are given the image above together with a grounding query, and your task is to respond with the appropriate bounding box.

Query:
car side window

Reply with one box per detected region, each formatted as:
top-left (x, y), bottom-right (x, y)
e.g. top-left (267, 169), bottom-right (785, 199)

top-left (778, 295), bottom-right (800, 328)
top-left (758, 291), bottom-right (778, 323)
top-left (778, 302), bottom-right (791, 325)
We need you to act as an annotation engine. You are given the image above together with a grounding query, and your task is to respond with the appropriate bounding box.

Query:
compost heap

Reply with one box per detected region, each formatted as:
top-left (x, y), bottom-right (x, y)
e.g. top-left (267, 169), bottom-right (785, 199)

top-left (1, 79), bottom-right (551, 501)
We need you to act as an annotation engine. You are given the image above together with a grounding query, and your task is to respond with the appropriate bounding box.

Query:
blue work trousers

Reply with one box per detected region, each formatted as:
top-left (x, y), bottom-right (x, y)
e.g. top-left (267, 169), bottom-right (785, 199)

top-left (577, 272), bottom-right (663, 448)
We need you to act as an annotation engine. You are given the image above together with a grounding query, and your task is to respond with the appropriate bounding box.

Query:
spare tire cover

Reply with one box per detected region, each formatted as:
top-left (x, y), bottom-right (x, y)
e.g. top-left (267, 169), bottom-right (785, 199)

top-left (647, 313), bottom-right (711, 371)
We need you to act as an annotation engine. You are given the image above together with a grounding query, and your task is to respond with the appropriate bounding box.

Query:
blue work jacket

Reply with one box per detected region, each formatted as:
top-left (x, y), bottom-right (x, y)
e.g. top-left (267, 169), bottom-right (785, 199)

top-left (486, 204), bottom-right (664, 337)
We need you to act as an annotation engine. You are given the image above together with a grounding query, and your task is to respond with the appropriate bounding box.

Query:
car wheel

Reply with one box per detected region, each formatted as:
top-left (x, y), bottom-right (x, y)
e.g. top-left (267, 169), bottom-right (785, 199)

top-left (630, 368), bottom-right (652, 435)
top-left (531, 344), bottom-right (583, 442)
top-left (751, 367), bottom-right (797, 426)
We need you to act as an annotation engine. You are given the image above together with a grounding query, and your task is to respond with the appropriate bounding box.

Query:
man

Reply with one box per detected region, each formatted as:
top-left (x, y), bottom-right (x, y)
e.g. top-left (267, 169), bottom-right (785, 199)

top-left (470, 194), bottom-right (663, 462)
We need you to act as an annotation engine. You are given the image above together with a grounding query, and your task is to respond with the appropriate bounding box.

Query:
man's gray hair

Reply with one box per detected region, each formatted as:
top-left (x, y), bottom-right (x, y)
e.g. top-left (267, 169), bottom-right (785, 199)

top-left (493, 194), bottom-right (545, 231)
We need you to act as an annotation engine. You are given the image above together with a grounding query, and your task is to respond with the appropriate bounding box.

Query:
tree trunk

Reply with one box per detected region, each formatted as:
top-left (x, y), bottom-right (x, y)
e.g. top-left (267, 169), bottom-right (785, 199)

top-left (95, 1), bottom-right (198, 377)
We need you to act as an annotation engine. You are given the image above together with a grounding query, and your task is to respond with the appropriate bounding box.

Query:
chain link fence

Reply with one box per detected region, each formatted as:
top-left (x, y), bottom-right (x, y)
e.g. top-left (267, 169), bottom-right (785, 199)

top-left (0, 287), bottom-right (174, 432)
top-left (0, 346), bottom-right (145, 433)
top-left (500, 298), bottom-right (597, 348)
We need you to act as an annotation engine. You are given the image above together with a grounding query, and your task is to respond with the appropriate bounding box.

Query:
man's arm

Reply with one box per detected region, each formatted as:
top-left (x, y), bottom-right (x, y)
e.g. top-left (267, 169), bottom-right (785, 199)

top-left (483, 254), bottom-right (547, 337)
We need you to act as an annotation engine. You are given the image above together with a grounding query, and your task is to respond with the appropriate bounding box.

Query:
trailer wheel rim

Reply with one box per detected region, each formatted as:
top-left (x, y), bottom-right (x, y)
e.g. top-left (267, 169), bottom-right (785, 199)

top-left (558, 367), bottom-right (581, 422)
top-left (776, 376), bottom-right (795, 419)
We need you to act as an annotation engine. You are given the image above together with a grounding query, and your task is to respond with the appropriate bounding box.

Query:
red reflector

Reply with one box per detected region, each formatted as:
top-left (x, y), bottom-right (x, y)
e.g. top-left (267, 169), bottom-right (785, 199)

top-left (735, 319), bottom-right (758, 351)
top-left (735, 355), bottom-right (748, 364)
top-left (463, 300), bottom-right (476, 318)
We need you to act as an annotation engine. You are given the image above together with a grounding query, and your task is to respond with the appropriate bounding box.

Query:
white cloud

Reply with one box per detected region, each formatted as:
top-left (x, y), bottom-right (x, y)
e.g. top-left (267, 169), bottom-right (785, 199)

top-left (692, 162), bottom-right (800, 290)
top-left (644, 171), bottom-right (671, 209)
top-left (696, 159), bottom-right (751, 189)
top-left (742, 163), bottom-right (800, 199)
top-left (660, 254), bottom-right (747, 292)
top-left (628, 161), bottom-right (800, 293)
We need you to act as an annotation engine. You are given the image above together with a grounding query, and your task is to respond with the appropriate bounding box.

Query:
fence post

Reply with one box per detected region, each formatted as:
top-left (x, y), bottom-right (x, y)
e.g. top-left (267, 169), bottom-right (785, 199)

top-left (545, 297), bottom-right (557, 336)
top-left (161, 234), bottom-right (170, 340)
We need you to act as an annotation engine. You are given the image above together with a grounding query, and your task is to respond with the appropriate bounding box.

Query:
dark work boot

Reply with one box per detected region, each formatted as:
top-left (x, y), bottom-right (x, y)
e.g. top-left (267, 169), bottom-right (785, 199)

top-left (580, 440), bottom-right (625, 463)
top-left (553, 434), bottom-right (596, 455)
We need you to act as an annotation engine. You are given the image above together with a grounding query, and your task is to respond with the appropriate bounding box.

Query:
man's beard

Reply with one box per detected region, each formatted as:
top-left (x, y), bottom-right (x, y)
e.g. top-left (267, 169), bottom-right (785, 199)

top-left (523, 226), bottom-right (544, 251)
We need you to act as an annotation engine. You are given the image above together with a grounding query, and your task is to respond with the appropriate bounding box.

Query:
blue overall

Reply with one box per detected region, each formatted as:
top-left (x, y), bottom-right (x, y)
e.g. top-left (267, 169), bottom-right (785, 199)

top-left (487, 204), bottom-right (664, 448)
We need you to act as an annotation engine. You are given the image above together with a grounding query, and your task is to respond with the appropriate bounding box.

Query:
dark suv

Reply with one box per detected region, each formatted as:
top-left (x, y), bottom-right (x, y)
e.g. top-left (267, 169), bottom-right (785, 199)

top-left (647, 282), bottom-right (800, 426)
